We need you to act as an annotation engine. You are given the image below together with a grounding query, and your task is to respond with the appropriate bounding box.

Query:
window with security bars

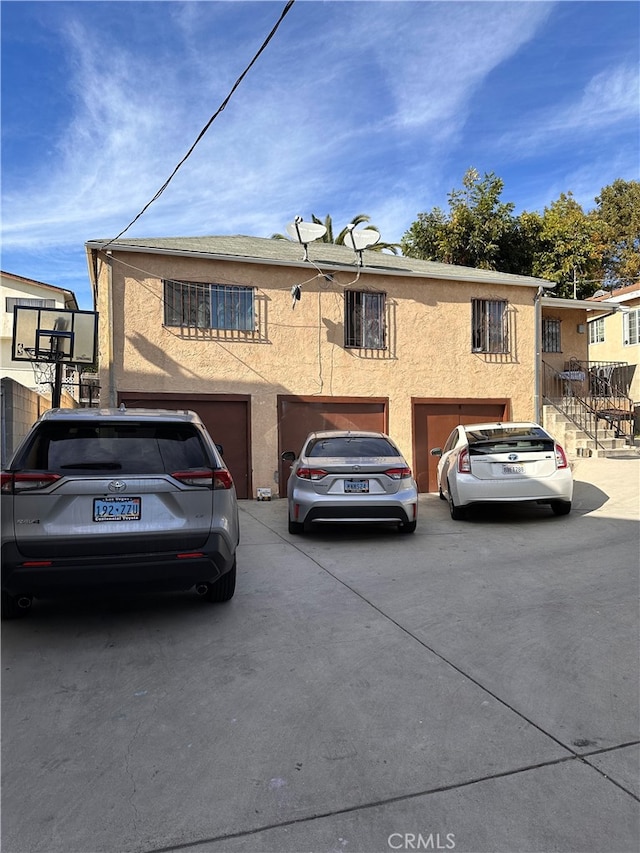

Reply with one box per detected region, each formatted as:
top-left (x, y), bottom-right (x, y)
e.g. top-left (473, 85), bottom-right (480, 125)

top-left (163, 281), bottom-right (254, 331)
top-left (6, 297), bottom-right (56, 312)
top-left (344, 291), bottom-right (386, 349)
top-left (542, 317), bottom-right (561, 352)
top-left (623, 308), bottom-right (639, 346)
top-left (471, 299), bottom-right (509, 353)
top-left (589, 317), bottom-right (605, 344)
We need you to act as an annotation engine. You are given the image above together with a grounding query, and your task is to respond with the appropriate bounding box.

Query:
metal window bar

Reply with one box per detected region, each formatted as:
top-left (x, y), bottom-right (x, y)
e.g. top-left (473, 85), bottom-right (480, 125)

top-left (542, 318), bottom-right (561, 352)
top-left (345, 291), bottom-right (386, 349)
top-left (164, 281), bottom-right (254, 330)
top-left (472, 299), bottom-right (508, 353)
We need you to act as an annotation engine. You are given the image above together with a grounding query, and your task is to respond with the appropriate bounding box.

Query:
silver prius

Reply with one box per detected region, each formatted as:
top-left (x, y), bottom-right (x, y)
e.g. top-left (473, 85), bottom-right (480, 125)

top-left (282, 430), bottom-right (418, 534)
top-left (430, 421), bottom-right (574, 520)
top-left (1, 408), bottom-right (239, 619)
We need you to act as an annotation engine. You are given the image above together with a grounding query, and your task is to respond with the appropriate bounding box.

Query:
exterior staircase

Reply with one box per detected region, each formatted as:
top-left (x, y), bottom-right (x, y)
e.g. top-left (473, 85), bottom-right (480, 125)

top-left (542, 404), bottom-right (630, 459)
top-left (542, 358), bottom-right (637, 459)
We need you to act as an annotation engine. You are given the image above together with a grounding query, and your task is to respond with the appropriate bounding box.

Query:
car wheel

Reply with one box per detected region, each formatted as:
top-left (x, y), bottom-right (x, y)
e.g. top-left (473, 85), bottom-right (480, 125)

top-left (288, 517), bottom-right (304, 534)
top-left (1, 591), bottom-right (31, 620)
top-left (438, 484), bottom-right (446, 501)
top-left (447, 485), bottom-right (467, 520)
top-left (204, 559), bottom-right (236, 603)
top-left (551, 500), bottom-right (571, 516)
top-left (399, 519), bottom-right (417, 534)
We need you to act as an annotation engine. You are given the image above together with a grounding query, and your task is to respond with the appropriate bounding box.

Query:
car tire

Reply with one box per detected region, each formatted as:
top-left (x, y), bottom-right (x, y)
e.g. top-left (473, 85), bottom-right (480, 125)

top-left (551, 500), bottom-right (572, 516)
top-left (204, 559), bottom-right (236, 603)
top-left (399, 519), bottom-right (417, 534)
top-left (438, 484), bottom-right (446, 501)
top-left (1, 591), bottom-right (31, 620)
top-left (288, 518), bottom-right (304, 534)
top-left (447, 485), bottom-right (467, 520)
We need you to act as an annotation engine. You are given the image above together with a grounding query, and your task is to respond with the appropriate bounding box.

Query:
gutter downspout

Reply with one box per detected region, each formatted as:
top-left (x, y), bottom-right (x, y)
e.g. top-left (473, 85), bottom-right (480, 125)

top-left (105, 251), bottom-right (116, 407)
top-left (534, 286), bottom-right (544, 423)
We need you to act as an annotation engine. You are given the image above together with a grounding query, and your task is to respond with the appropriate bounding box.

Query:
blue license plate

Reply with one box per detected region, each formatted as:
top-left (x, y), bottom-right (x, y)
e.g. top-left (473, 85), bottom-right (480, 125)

top-left (93, 497), bottom-right (141, 521)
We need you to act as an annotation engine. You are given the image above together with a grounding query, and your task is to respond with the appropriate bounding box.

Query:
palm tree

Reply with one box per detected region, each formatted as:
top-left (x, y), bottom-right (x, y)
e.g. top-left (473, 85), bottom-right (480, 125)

top-left (271, 213), bottom-right (401, 255)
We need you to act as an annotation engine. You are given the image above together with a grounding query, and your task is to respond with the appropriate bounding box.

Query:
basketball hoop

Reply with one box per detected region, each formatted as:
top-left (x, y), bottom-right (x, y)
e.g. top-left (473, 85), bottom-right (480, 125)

top-left (26, 348), bottom-right (63, 391)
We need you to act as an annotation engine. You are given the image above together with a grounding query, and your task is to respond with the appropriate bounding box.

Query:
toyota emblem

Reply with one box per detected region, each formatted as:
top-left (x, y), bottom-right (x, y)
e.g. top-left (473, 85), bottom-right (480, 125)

top-left (108, 480), bottom-right (127, 492)
top-left (508, 454), bottom-right (518, 461)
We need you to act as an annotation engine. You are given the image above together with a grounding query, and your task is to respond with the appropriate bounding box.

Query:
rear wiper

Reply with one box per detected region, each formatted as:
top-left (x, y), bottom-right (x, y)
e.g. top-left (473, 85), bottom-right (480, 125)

top-left (59, 462), bottom-right (122, 470)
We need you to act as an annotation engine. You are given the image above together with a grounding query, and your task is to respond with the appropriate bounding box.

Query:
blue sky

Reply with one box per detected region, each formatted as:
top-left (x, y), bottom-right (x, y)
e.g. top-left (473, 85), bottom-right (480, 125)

top-left (1, 0), bottom-right (638, 309)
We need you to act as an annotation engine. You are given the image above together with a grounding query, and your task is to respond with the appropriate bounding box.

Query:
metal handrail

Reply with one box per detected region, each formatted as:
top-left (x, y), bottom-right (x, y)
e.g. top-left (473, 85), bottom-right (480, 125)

top-left (542, 360), bottom-right (634, 448)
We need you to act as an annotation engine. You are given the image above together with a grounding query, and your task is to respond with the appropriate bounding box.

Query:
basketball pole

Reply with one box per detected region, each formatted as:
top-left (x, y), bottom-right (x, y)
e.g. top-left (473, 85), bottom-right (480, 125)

top-left (52, 360), bottom-right (63, 408)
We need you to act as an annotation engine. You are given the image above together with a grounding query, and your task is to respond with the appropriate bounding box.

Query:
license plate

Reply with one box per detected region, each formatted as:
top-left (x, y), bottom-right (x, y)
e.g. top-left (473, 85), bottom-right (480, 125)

top-left (502, 465), bottom-right (524, 475)
top-left (344, 479), bottom-right (369, 493)
top-left (93, 497), bottom-right (141, 521)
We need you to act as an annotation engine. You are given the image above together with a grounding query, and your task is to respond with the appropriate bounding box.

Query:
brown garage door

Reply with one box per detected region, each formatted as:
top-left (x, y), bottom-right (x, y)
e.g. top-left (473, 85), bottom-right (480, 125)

top-left (412, 399), bottom-right (509, 493)
top-left (277, 396), bottom-right (388, 497)
top-left (118, 392), bottom-right (251, 499)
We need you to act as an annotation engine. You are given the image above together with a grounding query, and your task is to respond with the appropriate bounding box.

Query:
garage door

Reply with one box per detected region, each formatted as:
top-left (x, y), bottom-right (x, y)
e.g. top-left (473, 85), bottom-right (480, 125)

top-left (118, 392), bottom-right (251, 499)
top-left (412, 399), bottom-right (509, 493)
top-left (277, 396), bottom-right (387, 497)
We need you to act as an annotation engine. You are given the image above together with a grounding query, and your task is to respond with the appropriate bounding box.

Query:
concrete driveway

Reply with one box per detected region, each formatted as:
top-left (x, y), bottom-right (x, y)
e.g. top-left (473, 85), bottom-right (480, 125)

top-left (2, 456), bottom-right (639, 853)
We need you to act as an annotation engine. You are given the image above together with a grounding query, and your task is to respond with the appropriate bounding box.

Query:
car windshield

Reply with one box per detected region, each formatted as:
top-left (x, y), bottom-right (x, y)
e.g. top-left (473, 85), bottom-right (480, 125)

top-left (15, 422), bottom-right (211, 474)
top-left (306, 436), bottom-right (399, 458)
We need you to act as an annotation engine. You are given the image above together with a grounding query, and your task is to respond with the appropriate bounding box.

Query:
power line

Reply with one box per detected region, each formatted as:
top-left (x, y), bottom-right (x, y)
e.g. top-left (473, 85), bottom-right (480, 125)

top-left (102, 0), bottom-right (296, 249)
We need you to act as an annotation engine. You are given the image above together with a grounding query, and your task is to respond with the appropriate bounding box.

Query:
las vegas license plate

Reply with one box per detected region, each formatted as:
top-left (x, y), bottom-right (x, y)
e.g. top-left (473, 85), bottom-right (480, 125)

top-left (344, 479), bottom-right (369, 493)
top-left (93, 497), bottom-right (141, 521)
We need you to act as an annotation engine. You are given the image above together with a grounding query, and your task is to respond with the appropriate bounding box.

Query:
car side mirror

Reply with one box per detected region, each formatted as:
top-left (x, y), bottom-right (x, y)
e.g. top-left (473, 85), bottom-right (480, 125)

top-left (430, 448), bottom-right (442, 457)
top-left (216, 443), bottom-right (224, 456)
top-left (281, 450), bottom-right (296, 462)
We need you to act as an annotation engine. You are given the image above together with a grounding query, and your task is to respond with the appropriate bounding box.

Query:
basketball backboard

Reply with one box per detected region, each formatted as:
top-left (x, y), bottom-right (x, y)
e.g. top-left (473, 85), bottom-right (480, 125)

top-left (11, 306), bottom-right (98, 365)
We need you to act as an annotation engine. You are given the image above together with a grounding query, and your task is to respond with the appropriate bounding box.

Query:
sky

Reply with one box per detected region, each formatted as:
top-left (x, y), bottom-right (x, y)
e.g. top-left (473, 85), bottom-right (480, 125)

top-left (1, 0), bottom-right (638, 309)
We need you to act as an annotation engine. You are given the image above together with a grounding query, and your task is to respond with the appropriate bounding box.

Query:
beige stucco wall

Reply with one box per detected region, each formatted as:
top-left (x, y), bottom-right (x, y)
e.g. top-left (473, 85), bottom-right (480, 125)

top-left (540, 306), bottom-right (590, 374)
top-left (96, 251), bottom-right (542, 492)
top-left (588, 295), bottom-right (640, 403)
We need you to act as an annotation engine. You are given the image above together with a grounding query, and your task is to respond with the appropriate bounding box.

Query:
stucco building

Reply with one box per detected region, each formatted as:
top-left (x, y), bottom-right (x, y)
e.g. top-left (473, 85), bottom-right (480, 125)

top-left (85, 235), bottom-right (608, 497)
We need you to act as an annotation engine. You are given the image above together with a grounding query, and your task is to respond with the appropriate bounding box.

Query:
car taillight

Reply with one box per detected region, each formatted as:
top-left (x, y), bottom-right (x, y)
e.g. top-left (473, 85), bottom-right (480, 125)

top-left (385, 467), bottom-right (412, 480)
top-left (296, 468), bottom-right (327, 480)
top-left (458, 447), bottom-right (471, 473)
top-left (171, 469), bottom-right (233, 489)
top-left (1, 473), bottom-right (61, 493)
top-left (555, 444), bottom-right (569, 469)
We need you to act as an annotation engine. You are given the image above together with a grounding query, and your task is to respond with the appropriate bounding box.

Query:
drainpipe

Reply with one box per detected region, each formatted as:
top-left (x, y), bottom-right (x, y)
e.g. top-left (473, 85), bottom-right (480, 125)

top-left (534, 286), bottom-right (544, 424)
top-left (105, 251), bottom-right (116, 407)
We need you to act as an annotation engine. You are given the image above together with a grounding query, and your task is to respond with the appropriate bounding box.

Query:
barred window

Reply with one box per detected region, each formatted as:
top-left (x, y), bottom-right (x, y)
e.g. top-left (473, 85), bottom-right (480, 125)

top-left (589, 317), bottom-right (605, 344)
top-left (623, 308), bottom-right (639, 346)
top-left (345, 291), bottom-right (386, 349)
top-left (6, 297), bottom-right (56, 312)
top-left (471, 299), bottom-right (509, 353)
top-left (542, 317), bottom-right (561, 352)
top-left (164, 281), bottom-right (254, 331)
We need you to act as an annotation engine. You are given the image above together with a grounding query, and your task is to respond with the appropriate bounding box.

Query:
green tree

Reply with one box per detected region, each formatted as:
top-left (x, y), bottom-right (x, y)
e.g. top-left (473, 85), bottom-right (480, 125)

top-left (532, 193), bottom-right (604, 299)
top-left (593, 179), bottom-right (640, 286)
top-left (271, 213), bottom-right (400, 254)
top-left (401, 168), bottom-right (519, 270)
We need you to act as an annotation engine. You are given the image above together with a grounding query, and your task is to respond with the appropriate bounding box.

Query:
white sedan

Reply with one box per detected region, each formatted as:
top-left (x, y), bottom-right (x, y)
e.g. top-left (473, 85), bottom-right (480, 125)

top-left (430, 422), bottom-right (573, 520)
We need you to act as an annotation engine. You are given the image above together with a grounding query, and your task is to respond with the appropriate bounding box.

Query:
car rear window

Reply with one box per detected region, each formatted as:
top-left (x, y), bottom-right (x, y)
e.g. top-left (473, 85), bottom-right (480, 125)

top-left (465, 427), bottom-right (554, 456)
top-left (306, 436), bottom-right (399, 458)
top-left (14, 422), bottom-right (211, 474)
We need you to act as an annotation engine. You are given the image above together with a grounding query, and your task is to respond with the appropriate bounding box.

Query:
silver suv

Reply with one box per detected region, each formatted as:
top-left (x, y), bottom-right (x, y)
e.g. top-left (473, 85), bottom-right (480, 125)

top-left (1, 408), bottom-right (239, 618)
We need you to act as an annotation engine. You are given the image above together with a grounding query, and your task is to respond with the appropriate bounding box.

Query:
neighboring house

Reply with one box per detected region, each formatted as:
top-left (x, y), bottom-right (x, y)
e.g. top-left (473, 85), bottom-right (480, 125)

top-left (84, 235), bottom-right (604, 498)
top-left (586, 283), bottom-right (640, 406)
top-left (0, 270), bottom-right (80, 396)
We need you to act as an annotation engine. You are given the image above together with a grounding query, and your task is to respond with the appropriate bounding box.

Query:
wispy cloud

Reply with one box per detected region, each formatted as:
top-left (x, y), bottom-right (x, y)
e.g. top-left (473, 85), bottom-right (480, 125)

top-left (1, 1), bottom-right (637, 308)
top-left (497, 63), bottom-right (639, 156)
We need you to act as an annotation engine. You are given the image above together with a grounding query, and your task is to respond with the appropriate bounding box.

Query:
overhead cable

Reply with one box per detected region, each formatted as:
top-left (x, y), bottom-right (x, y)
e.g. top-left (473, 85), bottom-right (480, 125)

top-left (102, 0), bottom-right (296, 249)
